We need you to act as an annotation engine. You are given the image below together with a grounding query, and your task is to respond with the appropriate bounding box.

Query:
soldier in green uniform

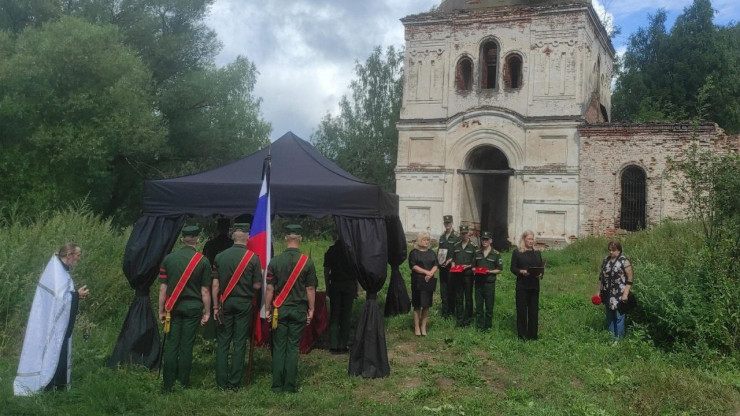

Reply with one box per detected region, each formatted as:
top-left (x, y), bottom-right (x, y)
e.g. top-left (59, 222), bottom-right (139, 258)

top-left (438, 215), bottom-right (460, 318)
top-left (451, 226), bottom-right (477, 327)
top-left (158, 225), bottom-right (212, 391)
top-left (473, 231), bottom-right (503, 331)
top-left (324, 238), bottom-right (357, 354)
top-left (211, 223), bottom-right (262, 390)
top-left (264, 224), bottom-right (317, 393)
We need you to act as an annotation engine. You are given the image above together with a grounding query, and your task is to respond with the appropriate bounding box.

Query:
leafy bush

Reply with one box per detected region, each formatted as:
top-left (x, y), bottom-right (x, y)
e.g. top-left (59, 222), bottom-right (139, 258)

top-left (560, 220), bottom-right (738, 356)
top-left (0, 204), bottom-right (131, 355)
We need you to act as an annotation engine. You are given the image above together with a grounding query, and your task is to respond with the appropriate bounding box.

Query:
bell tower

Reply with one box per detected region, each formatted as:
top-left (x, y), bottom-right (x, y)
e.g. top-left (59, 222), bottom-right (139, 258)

top-left (395, 1), bottom-right (614, 245)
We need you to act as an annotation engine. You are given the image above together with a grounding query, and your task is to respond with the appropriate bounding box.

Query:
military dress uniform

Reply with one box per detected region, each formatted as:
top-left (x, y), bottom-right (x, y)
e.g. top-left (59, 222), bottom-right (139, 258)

top-left (159, 227), bottom-right (212, 390)
top-left (451, 226), bottom-right (477, 327)
top-left (473, 232), bottom-right (503, 331)
top-left (212, 225), bottom-right (262, 389)
top-left (438, 215), bottom-right (461, 318)
top-left (324, 240), bottom-right (357, 354)
top-left (266, 227), bottom-right (318, 393)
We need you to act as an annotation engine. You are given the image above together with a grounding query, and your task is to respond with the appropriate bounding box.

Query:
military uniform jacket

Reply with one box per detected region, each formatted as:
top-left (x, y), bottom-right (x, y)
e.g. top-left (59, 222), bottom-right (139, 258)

top-left (159, 246), bottom-right (212, 309)
top-left (266, 248), bottom-right (318, 309)
top-left (474, 249), bottom-right (503, 283)
top-left (438, 231), bottom-right (461, 263)
top-left (212, 244), bottom-right (262, 304)
top-left (324, 242), bottom-right (357, 294)
top-left (452, 241), bottom-right (478, 275)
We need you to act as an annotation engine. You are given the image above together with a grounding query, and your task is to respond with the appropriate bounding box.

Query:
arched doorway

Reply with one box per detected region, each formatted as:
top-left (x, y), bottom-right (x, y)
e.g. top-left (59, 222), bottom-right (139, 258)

top-left (459, 146), bottom-right (512, 250)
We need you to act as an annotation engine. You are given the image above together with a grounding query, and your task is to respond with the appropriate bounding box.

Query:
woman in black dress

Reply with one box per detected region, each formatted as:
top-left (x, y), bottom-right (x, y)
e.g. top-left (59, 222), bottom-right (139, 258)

top-left (408, 232), bottom-right (438, 336)
top-left (510, 230), bottom-right (544, 340)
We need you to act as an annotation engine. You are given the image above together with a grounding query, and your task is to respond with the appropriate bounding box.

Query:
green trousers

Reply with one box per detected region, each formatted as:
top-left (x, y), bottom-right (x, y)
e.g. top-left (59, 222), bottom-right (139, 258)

top-left (439, 266), bottom-right (450, 316)
top-left (454, 273), bottom-right (473, 327)
top-left (271, 306), bottom-right (306, 393)
top-left (328, 288), bottom-right (354, 350)
top-left (474, 277), bottom-right (496, 331)
top-left (215, 298), bottom-right (253, 389)
top-left (163, 302), bottom-right (202, 390)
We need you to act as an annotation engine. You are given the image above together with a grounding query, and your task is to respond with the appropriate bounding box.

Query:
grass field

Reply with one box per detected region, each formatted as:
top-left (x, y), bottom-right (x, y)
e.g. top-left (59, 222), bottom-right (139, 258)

top-left (0, 212), bottom-right (738, 415)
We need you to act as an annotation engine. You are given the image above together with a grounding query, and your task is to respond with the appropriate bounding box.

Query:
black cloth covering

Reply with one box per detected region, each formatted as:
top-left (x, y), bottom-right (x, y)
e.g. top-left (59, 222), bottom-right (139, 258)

top-left (384, 216), bottom-right (410, 317)
top-left (109, 215), bottom-right (184, 368)
top-left (338, 216), bottom-right (391, 378)
top-left (109, 133), bottom-right (405, 378)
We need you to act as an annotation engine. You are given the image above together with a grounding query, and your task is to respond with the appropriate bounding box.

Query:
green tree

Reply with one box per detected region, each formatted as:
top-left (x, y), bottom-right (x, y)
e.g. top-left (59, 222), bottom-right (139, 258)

top-left (612, 0), bottom-right (740, 133)
top-left (0, 0), bottom-right (271, 223)
top-left (0, 0), bottom-right (60, 33)
top-left (312, 46), bottom-right (403, 191)
top-left (69, 0), bottom-right (271, 174)
top-left (0, 16), bottom-right (165, 220)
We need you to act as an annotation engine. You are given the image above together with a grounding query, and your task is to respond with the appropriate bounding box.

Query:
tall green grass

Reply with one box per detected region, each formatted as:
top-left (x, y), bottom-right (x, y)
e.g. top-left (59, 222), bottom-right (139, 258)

top-left (556, 221), bottom-right (739, 356)
top-left (0, 205), bottom-right (131, 355)
top-left (1, 212), bottom-right (738, 415)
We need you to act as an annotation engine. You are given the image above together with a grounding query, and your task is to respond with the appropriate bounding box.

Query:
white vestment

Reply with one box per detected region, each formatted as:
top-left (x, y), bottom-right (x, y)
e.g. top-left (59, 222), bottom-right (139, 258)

top-left (14, 256), bottom-right (74, 396)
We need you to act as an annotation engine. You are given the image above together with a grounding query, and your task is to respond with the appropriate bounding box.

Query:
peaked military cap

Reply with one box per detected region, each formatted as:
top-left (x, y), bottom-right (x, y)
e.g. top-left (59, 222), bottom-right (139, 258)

top-left (459, 225), bottom-right (469, 234)
top-left (231, 223), bottom-right (250, 233)
top-left (481, 231), bottom-right (492, 240)
top-left (181, 225), bottom-right (200, 237)
top-left (443, 215), bottom-right (453, 223)
top-left (285, 224), bottom-right (302, 235)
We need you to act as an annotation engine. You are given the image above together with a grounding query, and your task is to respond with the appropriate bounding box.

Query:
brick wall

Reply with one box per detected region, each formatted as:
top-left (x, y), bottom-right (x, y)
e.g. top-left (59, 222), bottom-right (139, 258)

top-left (578, 123), bottom-right (738, 236)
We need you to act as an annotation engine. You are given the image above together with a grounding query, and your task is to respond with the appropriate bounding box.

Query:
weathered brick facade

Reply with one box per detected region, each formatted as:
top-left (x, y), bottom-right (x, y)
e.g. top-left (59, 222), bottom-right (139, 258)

top-left (394, 0), bottom-right (739, 245)
top-left (578, 123), bottom-right (740, 236)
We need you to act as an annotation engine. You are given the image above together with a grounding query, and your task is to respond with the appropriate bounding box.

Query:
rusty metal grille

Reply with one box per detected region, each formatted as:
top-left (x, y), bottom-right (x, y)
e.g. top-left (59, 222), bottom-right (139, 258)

top-left (620, 166), bottom-right (646, 231)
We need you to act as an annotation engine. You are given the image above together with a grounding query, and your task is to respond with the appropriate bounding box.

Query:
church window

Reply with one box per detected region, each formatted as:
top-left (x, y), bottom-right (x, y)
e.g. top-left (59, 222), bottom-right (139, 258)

top-left (620, 165), bottom-right (647, 231)
top-left (503, 54), bottom-right (523, 89)
top-left (480, 41), bottom-right (498, 89)
top-left (455, 57), bottom-right (473, 91)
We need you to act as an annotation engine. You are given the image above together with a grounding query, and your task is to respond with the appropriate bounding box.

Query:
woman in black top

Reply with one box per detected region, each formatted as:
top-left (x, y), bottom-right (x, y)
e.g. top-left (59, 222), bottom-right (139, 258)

top-left (510, 230), bottom-right (544, 340)
top-left (408, 232), bottom-right (438, 336)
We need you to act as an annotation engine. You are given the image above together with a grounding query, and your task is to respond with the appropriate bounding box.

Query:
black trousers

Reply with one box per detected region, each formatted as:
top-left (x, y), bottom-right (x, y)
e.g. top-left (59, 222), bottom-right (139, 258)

top-left (515, 288), bottom-right (539, 340)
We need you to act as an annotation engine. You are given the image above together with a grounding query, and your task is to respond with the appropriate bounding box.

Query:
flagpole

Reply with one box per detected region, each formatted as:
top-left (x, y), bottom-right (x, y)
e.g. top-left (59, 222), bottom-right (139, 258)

top-left (246, 152), bottom-right (271, 384)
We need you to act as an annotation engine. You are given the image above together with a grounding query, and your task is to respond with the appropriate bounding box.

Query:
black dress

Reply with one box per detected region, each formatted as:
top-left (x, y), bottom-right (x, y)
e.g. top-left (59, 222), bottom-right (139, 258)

top-left (408, 249), bottom-right (437, 308)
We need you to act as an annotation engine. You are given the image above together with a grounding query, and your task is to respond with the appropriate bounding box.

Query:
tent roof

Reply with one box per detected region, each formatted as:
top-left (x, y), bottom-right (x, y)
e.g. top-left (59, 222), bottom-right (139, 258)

top-left (142, 132), bottom-right (398, 218)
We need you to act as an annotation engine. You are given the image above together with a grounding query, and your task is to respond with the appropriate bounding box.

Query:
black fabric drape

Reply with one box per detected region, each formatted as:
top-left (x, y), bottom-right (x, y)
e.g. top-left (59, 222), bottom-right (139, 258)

top-left (107, 294), bottom-right (161, 368)
top-left (337, 216), bottom-right (390, 378)
top-left (108, 215), bottom-right (184, 368)
top-left (384, 216), bottom-right (410, 316)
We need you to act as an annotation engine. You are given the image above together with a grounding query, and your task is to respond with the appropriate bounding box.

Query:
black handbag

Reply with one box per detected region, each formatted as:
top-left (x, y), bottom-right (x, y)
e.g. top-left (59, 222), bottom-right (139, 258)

top-left (617, 292), bottom-right (637, 314)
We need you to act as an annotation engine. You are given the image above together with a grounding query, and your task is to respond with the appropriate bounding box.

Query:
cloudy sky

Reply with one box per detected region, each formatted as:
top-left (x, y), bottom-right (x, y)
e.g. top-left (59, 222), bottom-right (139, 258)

top-left (205, 0), bottom-right (739, 141)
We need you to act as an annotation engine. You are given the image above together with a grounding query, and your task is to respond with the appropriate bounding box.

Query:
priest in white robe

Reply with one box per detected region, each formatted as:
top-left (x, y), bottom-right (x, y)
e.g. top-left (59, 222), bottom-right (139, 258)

top-left (14, 243), bottom-right (89, 396)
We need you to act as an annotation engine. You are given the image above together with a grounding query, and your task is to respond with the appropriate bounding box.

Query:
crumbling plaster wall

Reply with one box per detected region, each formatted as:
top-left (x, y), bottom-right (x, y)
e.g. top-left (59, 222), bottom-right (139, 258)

top-left (396, 3), bottom-right (617, 242)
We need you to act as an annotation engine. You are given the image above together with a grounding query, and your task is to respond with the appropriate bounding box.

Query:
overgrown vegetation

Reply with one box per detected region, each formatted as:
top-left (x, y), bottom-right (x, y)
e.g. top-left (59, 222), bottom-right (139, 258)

top-left (612, 0), bottom-right (740, 133)
top-left (1, 208), bottom-right (738, 415)
top-left (0, 0), bottom-right (271, 226)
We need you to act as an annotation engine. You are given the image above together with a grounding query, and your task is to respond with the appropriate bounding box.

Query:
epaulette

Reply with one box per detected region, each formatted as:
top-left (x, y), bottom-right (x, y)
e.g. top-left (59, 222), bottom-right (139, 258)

top-left (494, 250), bottom-right (499, 254)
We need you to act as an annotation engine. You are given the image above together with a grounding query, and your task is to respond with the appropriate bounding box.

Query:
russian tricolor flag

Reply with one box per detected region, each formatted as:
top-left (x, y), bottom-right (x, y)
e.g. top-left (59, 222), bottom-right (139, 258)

top-left (247, 156), bottom-right (271, 341)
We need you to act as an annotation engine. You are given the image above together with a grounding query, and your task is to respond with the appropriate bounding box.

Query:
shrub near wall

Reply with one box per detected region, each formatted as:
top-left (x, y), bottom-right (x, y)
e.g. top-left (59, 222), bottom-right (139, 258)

top-left (0, 206), bottom-right (131, 356)
top-left (562, 221), bottom-right (737, 357)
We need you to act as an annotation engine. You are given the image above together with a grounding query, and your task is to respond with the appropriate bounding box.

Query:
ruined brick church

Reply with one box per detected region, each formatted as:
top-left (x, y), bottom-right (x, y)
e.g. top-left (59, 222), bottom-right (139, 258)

top-left (394, 0), bottom-right (738, 247)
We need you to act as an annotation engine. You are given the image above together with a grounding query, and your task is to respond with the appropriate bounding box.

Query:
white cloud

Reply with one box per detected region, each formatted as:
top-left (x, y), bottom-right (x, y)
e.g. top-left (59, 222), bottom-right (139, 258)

top-left (206, 0), bottom-right (439, 140)
top-left (591, 0), bottom-right (615, 36)
top-left (206, 0), bottom-right (738, 141)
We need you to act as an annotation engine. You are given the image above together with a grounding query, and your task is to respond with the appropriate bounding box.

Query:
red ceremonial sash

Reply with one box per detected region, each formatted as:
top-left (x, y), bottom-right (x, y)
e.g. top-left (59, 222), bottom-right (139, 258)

top-left (219, 250), bottom-right (256, 303)
top-left (165, 252), bottom-right (203, 312)
top-left (272, 254), bottom-right (308, 308)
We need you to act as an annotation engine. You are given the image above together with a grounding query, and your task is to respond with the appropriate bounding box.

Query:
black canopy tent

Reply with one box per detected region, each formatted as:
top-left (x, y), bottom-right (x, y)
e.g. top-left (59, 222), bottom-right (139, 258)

top-left (109, 132), bottom-right (406, 378)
